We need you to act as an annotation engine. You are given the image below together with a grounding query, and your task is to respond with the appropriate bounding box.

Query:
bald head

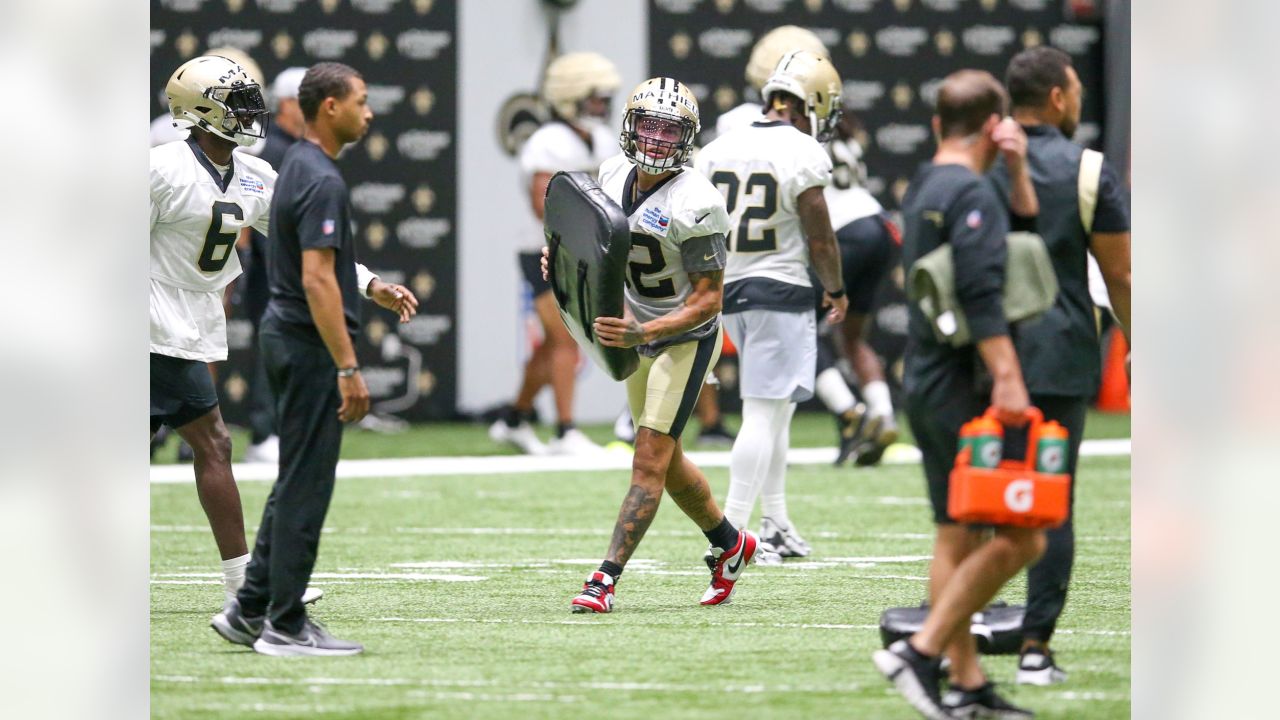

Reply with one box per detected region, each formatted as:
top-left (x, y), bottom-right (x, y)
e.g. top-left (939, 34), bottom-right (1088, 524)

top-left (935, 69), bottom-right (1007, 140)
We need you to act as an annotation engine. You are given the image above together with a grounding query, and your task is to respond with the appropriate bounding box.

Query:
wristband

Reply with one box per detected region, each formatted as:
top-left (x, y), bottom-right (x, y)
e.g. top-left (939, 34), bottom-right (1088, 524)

top-left (828, 287), bottom-right (846, 299)
top-left (337, 366), bottom-right (360, 378)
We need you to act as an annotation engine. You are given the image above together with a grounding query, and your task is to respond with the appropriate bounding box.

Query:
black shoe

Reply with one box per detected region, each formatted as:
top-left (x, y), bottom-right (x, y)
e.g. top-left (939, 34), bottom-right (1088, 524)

top-left (210, 598), bottom-right (264, 648)
top-left (696, 424), bottom-right (736, 447)
top-left (1016, 646), bottom-right (1067, 686)
top-left (853, 414), bottom-right (898, 467)
top-left (252, 618), bottom-right (364, 657)
top-left (872, 639), bottom-right (951, 720)
top-left (943, 681), bottom-right (1034, 718)
top-left (834, 404), bottom-right (868, 466)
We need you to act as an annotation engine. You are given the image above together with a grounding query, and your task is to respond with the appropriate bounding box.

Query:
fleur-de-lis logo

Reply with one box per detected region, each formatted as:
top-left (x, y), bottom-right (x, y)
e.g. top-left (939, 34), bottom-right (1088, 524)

top-left (847, 31), bottom-right (869, 57)
top-left (670, 33), bottom-right (692, 60)
top-left (935, 29), bottom-right (955, 56)
top-left (366, 132), bottom-right (389, 161)
top-left (272, 31), bottom-right (293, 60)
top-left (176, 30), bottom-right (200, 59)
top-left (413, 271), bottom-right (436, 301)
top-left (412, 87), bottom-right (436, 115)
top-left (366, 32), bottom-right (389, 60)
top-left (366, 221), bottom-right (388, 250)
top-left (412, 185), bottom-right (436, 214)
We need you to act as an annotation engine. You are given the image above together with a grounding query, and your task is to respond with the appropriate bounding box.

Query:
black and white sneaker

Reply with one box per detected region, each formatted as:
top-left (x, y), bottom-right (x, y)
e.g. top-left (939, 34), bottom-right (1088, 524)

top-left (834, 405), bottom-right (868, 467)
top-left (872, 639), bottom-right (951, 720)
top-left (853, 414), bottom-right (899, 467)
top-left (210, 598), bottom-right (263, 648)
top-left (1016, 647), bottom-right (1067, 686)
top-left (252, 618), bottom-right (364, 657)
top-left (943, 681), bottom-right (1035, 718)
top-left (759, 516), bottom-right (811, 557)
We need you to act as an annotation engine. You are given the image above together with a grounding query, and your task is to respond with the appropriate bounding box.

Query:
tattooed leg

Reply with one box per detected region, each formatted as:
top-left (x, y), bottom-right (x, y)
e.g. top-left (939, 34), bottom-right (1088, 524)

top-left (665, 440), bottom-right (723, 531)
top-left (605, 427), bottom-right (677, 568)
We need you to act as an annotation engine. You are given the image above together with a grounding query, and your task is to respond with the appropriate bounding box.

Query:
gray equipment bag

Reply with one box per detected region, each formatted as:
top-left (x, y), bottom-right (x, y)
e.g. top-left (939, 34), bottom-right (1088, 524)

top-left (879, 601), bottom-right (1026, 655)
top-left (543, 171), bottom-right (639, 381)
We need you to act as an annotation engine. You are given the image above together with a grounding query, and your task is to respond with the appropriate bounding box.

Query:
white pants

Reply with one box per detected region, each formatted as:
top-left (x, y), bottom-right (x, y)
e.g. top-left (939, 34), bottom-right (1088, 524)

top-left (723, 309), bottom-right (816, 402)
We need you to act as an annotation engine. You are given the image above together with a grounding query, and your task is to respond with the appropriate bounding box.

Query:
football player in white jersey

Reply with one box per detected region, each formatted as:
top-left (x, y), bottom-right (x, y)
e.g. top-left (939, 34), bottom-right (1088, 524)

top-left (547, 78), bottom-right (759, 613)
top-left (714, 25), bottom-right (829, 140)
top-left (818, 111), bottom-right (903, 467)
top-left (490, 52), bottom-right (620, 456)
top-left (151, 56), bottom-right (413, 605)
top-left (695, 50), bottom-right (848, 559)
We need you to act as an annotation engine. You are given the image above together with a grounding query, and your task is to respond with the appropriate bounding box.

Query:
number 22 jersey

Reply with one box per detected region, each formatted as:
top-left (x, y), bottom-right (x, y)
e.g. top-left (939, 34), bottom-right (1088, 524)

top-left (150, 138), bottom-right (274, 362)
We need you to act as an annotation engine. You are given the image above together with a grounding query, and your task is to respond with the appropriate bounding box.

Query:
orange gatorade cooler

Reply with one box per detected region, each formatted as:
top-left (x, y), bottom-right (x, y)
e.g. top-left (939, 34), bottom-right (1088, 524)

top-left (947, 407), bottom-right (1071, 528)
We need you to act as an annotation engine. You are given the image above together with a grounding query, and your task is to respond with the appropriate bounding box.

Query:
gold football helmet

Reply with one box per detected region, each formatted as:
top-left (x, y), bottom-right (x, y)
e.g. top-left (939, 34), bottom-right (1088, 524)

top-left (745, 25), bottom-right (829, 92)
top-left (619, 77), bottom-right (699, 175)
top-left (542, 52), bottom-right (621, 123)
top-left (165, 54), bottom-right (268, 147)
top-left (762, 50), bottom-right (842, 142)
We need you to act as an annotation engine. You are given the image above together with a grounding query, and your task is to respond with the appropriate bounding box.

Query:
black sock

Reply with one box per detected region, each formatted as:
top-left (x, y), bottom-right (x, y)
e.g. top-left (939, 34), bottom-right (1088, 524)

top-left (503, 406), bottom-right (522, 428)
top-left (598, 560), bottom-right (623, 580)
top-left (556, 422), bottom-right (575, 438)
top-left (703, 517), bottom-right (739, 552)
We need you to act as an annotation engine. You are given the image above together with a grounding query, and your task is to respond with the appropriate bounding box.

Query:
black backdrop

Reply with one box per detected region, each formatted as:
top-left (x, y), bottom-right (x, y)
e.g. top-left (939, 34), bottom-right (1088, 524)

top-left (150, 0), bottom-right (458, 423)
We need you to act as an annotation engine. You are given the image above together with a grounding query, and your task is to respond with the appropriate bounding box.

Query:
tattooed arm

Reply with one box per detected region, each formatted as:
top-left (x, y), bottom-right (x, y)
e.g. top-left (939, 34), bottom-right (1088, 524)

top-left (594, 268), bottom-right (723, 348)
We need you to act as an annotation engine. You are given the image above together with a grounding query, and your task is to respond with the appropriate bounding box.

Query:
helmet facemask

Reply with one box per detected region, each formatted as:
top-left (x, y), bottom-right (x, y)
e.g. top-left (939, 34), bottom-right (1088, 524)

top-left (621, 110), bottom-right (695, 175)
top-left (186, 81), bottom-right (269, 147)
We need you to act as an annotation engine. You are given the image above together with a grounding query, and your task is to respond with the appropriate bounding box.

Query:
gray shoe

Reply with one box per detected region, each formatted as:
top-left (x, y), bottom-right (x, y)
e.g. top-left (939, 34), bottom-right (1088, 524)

top-left (211, 598), bottom-right (263, 647)
top-left (252, 618), bottom-right (364, 657)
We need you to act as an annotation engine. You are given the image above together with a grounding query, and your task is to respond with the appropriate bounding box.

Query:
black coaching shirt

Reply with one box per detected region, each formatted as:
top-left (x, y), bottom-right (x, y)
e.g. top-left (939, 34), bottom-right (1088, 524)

top-left (900, 163), bottom-right (1011, 409)
top-left (264, 140), bottom-right (361, 338)
top-left (989, 124), bottom-right (1131, 397)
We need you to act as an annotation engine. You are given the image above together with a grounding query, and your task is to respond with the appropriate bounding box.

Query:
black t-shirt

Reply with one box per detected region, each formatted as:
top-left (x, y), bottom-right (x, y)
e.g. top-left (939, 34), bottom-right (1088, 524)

top-left (264, 141), bottom-right (361, 337)
top-left (989, 124), bottom-right (1131, 397)
top-left (900, 163), bottom-right (1010, 409)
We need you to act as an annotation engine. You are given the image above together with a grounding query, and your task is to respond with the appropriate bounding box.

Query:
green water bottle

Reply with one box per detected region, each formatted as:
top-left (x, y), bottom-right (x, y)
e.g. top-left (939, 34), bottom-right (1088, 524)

top-left (1033, 421), bottom-right (1069, 474)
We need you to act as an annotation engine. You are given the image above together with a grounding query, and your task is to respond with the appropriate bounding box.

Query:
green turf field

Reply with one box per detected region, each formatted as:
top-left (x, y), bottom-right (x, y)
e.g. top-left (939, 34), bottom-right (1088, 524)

top-left (151, 412), bottom-right (1130, 719)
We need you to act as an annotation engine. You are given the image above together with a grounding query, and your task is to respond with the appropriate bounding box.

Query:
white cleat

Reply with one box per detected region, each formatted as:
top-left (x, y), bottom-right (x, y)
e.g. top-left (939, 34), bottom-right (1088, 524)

top-left (759, 516), bottom-right (811, 557)
top-left (489, 419), bottom-right (548, 455)
top-left (547, 428), bottom-right (604, 455)
top-left (244, 435), bottom-right (280, 463)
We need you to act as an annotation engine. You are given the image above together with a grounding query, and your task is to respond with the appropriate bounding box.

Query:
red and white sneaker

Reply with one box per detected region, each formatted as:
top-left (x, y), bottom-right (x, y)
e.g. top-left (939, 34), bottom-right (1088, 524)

top-left (700, 530), bottom-right (758, 606)
top-left (570, 571), bottom-right (616, 613)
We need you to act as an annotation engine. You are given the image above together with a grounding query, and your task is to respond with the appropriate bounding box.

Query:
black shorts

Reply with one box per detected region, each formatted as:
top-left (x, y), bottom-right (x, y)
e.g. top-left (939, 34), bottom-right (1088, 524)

top-left (519, 250), bottom-right (552, 297)
top-left (837, 214), bottom-right (897, 315)
top-left (150, 352), bottom-right (219, 432)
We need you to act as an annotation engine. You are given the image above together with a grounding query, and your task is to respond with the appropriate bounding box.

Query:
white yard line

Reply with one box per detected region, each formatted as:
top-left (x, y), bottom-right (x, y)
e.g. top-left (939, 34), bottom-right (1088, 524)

top-left (150, 438), bottom-right (1130, 484)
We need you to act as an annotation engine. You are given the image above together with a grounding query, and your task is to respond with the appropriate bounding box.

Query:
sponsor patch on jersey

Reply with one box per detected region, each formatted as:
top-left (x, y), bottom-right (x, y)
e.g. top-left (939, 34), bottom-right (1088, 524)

top-left (640, 206), bottom-right (671, 237)
top-left (966, 209), bottom-right (983, 229)
top-left (239, 175), bottom-right (265, 195)
top-left (322, 219), bottom-right (336, 236)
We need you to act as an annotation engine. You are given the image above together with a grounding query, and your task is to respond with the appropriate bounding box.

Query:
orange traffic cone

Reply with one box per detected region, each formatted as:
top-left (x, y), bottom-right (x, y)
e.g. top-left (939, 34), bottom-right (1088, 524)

top-left (1096, 327), bottom-right (1130, 412)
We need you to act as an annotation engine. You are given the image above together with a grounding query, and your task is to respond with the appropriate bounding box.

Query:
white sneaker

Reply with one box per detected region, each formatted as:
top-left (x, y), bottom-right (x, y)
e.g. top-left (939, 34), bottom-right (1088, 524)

top-left (547, 427), bottom-right (604, 455)
top-left (489, 419), bottom-right (548, 455)
top-left (613, 408), bottom-right (636, 443)
top-left (244, 435), bottom-right (280, 463)
top-left (759, 516), bottom-right (812, 557)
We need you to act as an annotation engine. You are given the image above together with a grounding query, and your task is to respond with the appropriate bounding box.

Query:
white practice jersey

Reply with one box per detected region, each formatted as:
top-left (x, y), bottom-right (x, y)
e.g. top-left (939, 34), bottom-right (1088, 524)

top-left (714, 102), bottom-right (764, 138)
top-left (824, 136), bottom-right (884, 230)
top-left (598, 155), bottom-right (731, 339)
top-left (518, 120), bottom-right (620, 250)
top-left (695, 121), bottom-right (832, 288)
top-left (150, 139), bottom-right (274, 361)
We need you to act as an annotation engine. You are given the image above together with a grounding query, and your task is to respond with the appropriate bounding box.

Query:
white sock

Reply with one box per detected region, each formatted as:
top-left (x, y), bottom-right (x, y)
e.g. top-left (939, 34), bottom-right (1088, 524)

top-left (815, 367), bottom-right (857, 416)
top-left (725, 397), bottom-right (790, 528)
top-left (761, 402), bottom-right (797, 528)
top-left (863, 380), bottom-right (894, 421)
top-left (221, 553), bottom-right (250, 599)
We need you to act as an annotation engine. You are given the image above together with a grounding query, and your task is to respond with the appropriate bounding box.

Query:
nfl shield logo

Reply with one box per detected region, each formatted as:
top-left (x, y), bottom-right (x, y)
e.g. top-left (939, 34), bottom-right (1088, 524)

top-left (322, 219), bottom-right (336, 236)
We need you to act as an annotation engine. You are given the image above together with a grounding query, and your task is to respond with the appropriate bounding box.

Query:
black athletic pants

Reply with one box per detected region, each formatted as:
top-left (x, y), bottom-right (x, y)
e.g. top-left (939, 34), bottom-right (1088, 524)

top-left (237, 316), bottom-right (344, 634)
top-left (1021, 394), bottom-right (1088, 643)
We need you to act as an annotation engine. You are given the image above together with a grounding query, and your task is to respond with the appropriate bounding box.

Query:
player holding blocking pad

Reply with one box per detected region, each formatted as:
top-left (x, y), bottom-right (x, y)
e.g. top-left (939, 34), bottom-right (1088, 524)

top-left (542, 78), bottom-right (758, 613)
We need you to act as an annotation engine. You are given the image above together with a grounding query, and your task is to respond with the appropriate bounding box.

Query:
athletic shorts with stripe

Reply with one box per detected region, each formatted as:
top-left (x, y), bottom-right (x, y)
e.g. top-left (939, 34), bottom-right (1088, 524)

top-left (626, 326), bottom-right (723, 439)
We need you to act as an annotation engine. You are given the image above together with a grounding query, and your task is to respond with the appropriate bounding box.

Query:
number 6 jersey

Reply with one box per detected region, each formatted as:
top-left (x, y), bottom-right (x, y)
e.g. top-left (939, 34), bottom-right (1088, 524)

top-left (150, 138), bottom-right (275, 361)
top-left (597, 154), bottom-right (731, 351)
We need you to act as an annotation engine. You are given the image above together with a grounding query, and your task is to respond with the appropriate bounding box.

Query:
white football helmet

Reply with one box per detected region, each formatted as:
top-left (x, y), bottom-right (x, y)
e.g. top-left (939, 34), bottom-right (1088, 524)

top-left (745, 25), bottom-right (829, 92)
top-left (762, 50), bottom-right (842, 143)
top-left (542, 52), bottom-right (620, 124)
top-left (619, 77), bottom-right (699, 175)
top-left (165, 54), bottom-right (269, 147)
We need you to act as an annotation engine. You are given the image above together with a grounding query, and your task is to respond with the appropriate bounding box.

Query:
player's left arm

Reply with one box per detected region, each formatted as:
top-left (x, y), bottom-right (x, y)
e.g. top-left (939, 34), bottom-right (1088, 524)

top-left (594, 233), bottom-right (727, 348)
top-left (798, 187), bottom-right (848, 324)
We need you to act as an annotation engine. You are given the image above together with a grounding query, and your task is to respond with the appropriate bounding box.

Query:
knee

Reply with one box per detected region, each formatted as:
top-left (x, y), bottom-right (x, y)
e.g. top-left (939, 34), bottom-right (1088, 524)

top-left (632, 454), bottom-right (668, 487)
top-left (194, 424), bottom-right (233, 465)
top-left (994, 530), bottom-right (1047, 569)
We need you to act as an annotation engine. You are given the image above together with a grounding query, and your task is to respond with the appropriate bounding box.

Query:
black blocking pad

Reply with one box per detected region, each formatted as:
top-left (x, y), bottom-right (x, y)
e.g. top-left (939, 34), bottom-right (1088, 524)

top-left (544, 171), bottom-right (639, 381)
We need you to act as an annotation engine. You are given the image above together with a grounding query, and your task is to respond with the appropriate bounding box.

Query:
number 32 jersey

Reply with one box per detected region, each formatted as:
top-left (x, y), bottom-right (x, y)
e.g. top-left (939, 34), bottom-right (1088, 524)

top-left (695, 121), bottom-right (831, 290)
top-left (597, 155), bottom-right (731, 348)
top-left (150, 138), bottom-right (275, 361)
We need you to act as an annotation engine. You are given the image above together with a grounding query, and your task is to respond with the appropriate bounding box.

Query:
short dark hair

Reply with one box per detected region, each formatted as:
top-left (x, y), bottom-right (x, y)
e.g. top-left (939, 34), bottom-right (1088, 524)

top-left (1005, 46), bottom-right (1072, 110)
top-left (298, 62), bottom-right (362, 121)
top-left (935, 69), bottom-right (1007, 139)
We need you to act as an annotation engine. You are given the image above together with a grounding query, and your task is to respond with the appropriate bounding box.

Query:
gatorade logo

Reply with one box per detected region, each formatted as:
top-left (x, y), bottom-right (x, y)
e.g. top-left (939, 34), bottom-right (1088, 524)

top-left (977, 442), bottom-right (1002, 468)
top-left (1004, 479), bottom-right (1034, 513)
top-left (1038, 445), bottom-right (1065, 473)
